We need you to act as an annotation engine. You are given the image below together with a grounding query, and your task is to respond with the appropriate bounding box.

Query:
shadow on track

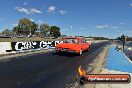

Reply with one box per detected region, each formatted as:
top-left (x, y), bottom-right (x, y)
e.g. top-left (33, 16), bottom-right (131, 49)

top-left (51, 52), bottom-right (80, 57)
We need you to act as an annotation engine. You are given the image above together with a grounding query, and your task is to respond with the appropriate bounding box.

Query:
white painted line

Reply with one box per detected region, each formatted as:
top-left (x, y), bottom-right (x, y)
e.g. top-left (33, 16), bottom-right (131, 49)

top-left (121, 52), bottom-right (132, 64)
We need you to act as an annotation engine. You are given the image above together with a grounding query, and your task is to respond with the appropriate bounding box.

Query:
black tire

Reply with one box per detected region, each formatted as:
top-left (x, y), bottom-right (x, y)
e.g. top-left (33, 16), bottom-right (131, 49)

top-left (55, 51), bottom-right (60, 54)
top-left (87, 45), bottom-right (90, 52)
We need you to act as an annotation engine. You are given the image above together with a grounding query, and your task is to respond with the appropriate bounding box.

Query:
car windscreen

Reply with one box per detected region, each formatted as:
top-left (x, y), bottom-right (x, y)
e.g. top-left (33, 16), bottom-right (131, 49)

top-left (63, 38), bottom-right (79, 43)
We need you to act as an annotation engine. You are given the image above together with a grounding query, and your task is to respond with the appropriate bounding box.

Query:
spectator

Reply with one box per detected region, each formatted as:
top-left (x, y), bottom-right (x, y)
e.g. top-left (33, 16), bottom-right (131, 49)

top-left (115, 45), bottom-right (119, 51)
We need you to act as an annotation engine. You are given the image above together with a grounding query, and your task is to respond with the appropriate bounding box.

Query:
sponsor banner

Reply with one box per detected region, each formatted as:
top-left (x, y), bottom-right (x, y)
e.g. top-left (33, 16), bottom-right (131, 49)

top-left (11, 41), bottom-right (63, 51)
top-left (0, 42), bottom-right (12, 52)
top-left (80, 74), bottom-right (131, 84)
top-left (85, 74), bottom-right (130, 83)
top-left (78, 66), bottom-right (131, 85)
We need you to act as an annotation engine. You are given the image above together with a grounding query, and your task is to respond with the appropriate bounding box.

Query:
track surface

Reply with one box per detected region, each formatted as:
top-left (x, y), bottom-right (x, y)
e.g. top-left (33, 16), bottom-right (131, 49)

top-left (0, 41), bottom-right (111, 88)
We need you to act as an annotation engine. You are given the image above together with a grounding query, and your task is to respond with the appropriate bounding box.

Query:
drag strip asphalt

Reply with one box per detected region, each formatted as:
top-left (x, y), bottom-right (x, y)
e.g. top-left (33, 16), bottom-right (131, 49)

top-left (0, 41), bottom-right (111, 88)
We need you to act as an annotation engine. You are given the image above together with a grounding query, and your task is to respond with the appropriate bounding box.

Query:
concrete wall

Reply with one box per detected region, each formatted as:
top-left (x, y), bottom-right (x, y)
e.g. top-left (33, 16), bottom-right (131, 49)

top-left (0, 41), bottom-right (63, 53)
top-left (0, 42), bottom-right (12, 52)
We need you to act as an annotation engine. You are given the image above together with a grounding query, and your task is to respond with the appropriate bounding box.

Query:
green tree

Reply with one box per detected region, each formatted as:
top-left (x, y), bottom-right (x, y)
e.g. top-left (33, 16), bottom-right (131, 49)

top-left (30, 22), bottom-right (38, 35)
top-left (13, 26), bottom-right (22, 35)
top-left (50, 26), bottom-right (61, 38)
top-left (40, 24), bottom-right (50, 37)
top-left (117, 37), bottom-right (121, 40)
top-left (2, 29), bottom-right (12, 35)
top-left (18, 18), bottom-right (38, 35)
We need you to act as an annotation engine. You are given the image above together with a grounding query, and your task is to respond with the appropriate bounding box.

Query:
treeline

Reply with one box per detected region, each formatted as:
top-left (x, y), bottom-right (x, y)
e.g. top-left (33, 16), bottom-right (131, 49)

top-left (85, 36), bottom-right (108, 40)
top-left (117, 35), bottom-right (132, 41)
top-left (92, 37), bottom-right (108, 40)
top-left (0, 18), bottom-right (61, 38)
top-left (76, 36), bottom-right (108, 40)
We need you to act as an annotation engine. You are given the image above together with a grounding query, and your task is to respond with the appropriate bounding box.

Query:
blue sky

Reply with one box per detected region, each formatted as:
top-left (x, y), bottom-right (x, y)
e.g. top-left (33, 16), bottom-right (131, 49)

top-left (0, 0), bottom-right (132, 38)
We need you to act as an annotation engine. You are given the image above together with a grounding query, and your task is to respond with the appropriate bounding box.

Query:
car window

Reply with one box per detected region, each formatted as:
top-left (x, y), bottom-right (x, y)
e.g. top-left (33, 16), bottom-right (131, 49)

top-left (83, 39), bottom-right (86, 43)
top-left (81, 39), bottom-right (86, 43)
top-left (64, 38), bottom-right (78, 43)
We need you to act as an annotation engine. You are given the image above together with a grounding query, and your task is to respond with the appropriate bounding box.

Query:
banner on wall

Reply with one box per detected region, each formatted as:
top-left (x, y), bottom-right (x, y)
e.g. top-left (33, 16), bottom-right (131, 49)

top-left (0, 42), bottom-right (12, 52)
top-left (11, 41), bottom-right (63, 51)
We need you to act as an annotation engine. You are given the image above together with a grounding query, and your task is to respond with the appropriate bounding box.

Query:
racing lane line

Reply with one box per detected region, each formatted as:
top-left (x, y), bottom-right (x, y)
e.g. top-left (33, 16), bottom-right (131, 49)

top-left (122, 52), bottom-right (132, 64)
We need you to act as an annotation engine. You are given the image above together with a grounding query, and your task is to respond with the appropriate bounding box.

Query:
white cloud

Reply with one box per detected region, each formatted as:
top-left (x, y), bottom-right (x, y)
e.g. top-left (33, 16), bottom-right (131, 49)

top-left (15, 7), bottom-right (30, 14)
top-left (111, 26), bottom-right (119, 29)
top-left (104, 25), bottom-right (108, 28)
top-left (37, 20), bottom-right (43, 24)
top-left (13, 23), bottom-right (18, 26)
top-left (24, 2), bottom-right (27, 6)
top-left (29, 19), bottom-right (34, 22)
top-left (80, 27), bottom-right (84, 30)
top-left (48, 6), bottom-right (56, 13)
top-left (130, 3), bottom-right (132, 7)
top-left (95, 25), bottom-right (109, 29)
top-left (70, 24), bottom-right (73, 29)
top-left (59, 10), bottom-right (66, 15)
top-left (30, 8), bottom-right (43, 14)
top-left (123, 30), bottom-right (132, 34)
top-left (120, 23), bottom-right (125, 25)
top-left (95, 24), bottom-right (120, 29)
top-left (47, 6), bottom-right (67, 15)
top-left (15, 7), bottom-right (43, 14)
top-left (62, 29), bottom-right (69, 31)
top-left (117, 30), bottom-right (132, 36)
top-left (96, 26), bottom-right (104, 29)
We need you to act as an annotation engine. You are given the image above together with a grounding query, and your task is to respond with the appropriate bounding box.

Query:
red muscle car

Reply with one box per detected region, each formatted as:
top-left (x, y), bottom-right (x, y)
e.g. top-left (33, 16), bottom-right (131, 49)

top-left (55, 37), bottom-right (91, 55)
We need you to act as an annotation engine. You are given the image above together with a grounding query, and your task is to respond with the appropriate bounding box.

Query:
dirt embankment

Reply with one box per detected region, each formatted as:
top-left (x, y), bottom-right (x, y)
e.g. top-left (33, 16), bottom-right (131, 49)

top-left (83, 47), bottom-right (109, 88)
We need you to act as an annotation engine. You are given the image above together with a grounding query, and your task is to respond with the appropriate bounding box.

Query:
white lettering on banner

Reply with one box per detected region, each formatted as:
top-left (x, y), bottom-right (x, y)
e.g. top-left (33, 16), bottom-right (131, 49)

top-left (14, 41), bottom-right (63, 51)
top-left (0, 41), bottom-right (63, 53)
top-left (15, 42), bottom-right (38, 50)
top-left (40, 41), bottom-right (51, 48)
top-left (30, 42), bottom-right (37, 49)
top-left (15, 42), bottom-right (26, 50)
top-left (26, 42), bottom-right (33, 49)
